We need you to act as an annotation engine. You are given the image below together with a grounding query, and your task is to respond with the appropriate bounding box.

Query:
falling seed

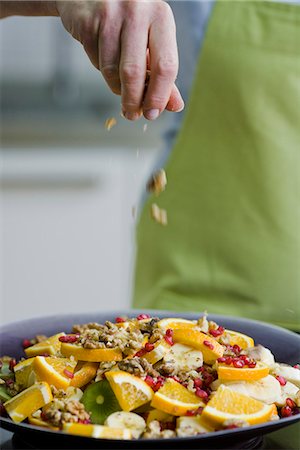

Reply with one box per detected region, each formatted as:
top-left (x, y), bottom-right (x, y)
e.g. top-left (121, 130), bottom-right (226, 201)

top-left (151, 203), bottom-right (168, 226)
top-left (105, 117), bottom-right (117, 131)
top-left (147, 169), bottom-right (167, 196)
top-left (143, 124), bottom-right (148, 132)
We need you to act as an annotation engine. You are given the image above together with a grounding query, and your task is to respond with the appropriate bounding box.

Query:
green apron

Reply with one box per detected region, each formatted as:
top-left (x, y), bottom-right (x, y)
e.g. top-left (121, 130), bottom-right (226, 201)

top-left (133, 0), bottom-right (300, 331)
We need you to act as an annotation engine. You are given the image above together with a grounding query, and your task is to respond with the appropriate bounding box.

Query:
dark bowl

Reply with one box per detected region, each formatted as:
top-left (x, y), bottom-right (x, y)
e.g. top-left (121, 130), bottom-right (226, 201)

top-left (0, 310), bottom-right (299, 449)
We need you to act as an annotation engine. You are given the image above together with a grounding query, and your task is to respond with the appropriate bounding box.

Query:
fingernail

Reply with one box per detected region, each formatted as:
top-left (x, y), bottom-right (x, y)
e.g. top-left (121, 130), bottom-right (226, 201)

top-left (144, 109), bottom-right (160, 121)
top-left (123, 112), bottom-right (140, 121)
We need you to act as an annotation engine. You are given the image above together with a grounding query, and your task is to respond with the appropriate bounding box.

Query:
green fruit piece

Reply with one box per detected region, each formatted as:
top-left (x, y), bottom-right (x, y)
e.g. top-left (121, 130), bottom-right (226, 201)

top-left (81, 380), bottom-right (121, 425)
top-left (0, 385), bottom-right (12, 402)
top-left (0, 363), bottom-right (13, 381)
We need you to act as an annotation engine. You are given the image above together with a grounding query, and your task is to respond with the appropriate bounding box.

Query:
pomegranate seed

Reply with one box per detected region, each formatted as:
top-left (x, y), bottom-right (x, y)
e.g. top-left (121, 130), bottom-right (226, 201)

top-left (203, 374), bottom-right (214, 386)
top-left (59, 335), bottom-right (79, 343)
top-left (194, 378), bottom-right (203, 388)
top-left (286, 398), bottom-right (297, 409)
top-left (293, 364), bottom-right (300, 370)
top-left (247, 362), bottom-right (257, 368)
top-left (276, 375), bottom-right (287, 386)
top-left (78, 418), bottom-right (91, 424)
top-left (5, 379), bottom-right (14, 387)
top-left (281, 406), bottom-right (292, 418)
top-left (233, 359), bottom-right (245, 368)
top-left (63, 369), bottom-right (74, 379)
top-left (145, 375), bottom-right (155, 388)
top-left (137, 314), bottom-right (151, 320)
top-left (22, 339), bottom-right (32, 349)
top-left (153, 378), bottom-right (164, 392)
top-left (186, 410), bottom-right (196, 416)
top-left (115, 317), bottom-right (126, 323)
top-left (135, 348), bottom-right (147, 357)
top-left (232, 345), bottom-right (241, 355)
top-left (9, 359), bottom-right (17, 371)
top-left (0, 402), bottom-right (7, 417)
top-left (164, 329), bottom-right (174, 346)
top-left (217, 357), bottom-right (227, 363)
top-left (195, 388), bottom-right (208, 399)
top-left (203, 340), bottom-right (214, 350)
top-left (209, 326), bottom-right (225, 337)
top-left (145, 343), bottom-right (155, 352)
top-left (225, 356), bottom-right (233, 365)
top-left (225, 424), bottom-right (239, 429)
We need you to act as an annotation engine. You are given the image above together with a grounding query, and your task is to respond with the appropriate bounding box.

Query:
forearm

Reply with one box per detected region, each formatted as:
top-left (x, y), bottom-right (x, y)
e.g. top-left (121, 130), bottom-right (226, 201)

top-left (0, 1), bottom-right (58, 18)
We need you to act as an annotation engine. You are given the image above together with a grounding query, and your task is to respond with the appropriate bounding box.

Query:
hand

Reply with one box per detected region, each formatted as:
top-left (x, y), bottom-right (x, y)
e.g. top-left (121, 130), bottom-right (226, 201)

top-left (56, 0), bottom-right (184, 120)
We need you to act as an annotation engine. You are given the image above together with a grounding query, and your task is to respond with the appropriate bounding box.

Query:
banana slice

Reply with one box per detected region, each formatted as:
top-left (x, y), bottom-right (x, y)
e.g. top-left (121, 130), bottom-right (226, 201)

top-left (105, 411), bottom-right (146, 439)
top-left (210, 375), bottom-right (281, 405)
top-left (276, 381), bottom-right (299, 407)
top-left (271, 364), bottom-right (300, 388)
top-left (245, 345), bottom-right (275, 367)
top-left (176, 416), bottom-right (214, 437)
top-left (163, 343), bottom-right (203, 371)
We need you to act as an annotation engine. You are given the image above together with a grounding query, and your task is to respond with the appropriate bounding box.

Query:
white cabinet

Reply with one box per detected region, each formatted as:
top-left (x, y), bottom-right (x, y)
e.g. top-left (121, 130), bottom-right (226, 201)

top-left (0, 147), bottom-right (160, 324)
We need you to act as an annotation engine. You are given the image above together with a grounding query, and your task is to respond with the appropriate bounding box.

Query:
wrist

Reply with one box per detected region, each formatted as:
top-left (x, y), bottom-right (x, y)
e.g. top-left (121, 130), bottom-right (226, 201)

top-left (0, 1), bottom-right (59, 18)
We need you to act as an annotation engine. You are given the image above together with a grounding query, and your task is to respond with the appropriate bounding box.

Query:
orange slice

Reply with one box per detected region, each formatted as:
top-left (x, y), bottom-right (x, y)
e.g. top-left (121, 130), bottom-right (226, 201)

top-left (70, 361), bottom-right (99, 388)
top-left (33, 356), bottom-right (77, 390)
top-left (14, 358), bottom-right (36, 388)
top-left (146, 409), bottom-right (174, 425)
top-left (202, 385), bottom-right (274, 426)
top-left (60, 343), bottom-right (122, 362)
top-left (4, 382), bottom-right (53, 423)
top-left (143, 339), bottom-right (171, 365)
top-left (24, 333), bottom-right (65, 357)
top-left (63, 422), bottom-right (132, 439)
top-left (150, 378), bottom-right (205, 416)
top-left (105, 370), bottom-right (153, 412)
top-left (172, 328), bottom-right (224, 364)
top-left (157, 318), bottom-right (197, 331)
top-left (217, 362), bottom-right (269, 382)
top-left (225, 330), bottom-right (254, 349)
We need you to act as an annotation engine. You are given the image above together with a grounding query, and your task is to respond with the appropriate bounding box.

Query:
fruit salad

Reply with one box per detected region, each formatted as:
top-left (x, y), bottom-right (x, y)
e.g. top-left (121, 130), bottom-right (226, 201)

top-left (1, 315), bottom-right (299, 440)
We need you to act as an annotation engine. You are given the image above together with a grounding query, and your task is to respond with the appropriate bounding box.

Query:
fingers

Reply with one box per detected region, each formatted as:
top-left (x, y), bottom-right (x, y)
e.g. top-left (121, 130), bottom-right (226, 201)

top-left (98, 3), bottom-right (122, 95)
top-left (165, 83), bottom-right (185, 112)
top-left (143, 3), bottom-right (179, 120)
top-left (119, 7), bottom-right (148, 120)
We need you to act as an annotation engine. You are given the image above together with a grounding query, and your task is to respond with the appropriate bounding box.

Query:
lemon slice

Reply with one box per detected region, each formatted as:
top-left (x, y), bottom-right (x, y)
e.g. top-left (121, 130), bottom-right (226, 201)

top-left (202, 385), bottom-right (275, 426)
top-left (150, 378), bottom-right (204, 416)
top-left (105, 370), bottom-right (153, 412)
top-left (4, 382), bottom-right (53, 423)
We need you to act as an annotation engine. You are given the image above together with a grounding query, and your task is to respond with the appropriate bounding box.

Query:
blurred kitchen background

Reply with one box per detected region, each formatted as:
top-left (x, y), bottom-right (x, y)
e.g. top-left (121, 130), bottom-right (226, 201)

top-left (0, 16), bottom-right (172, 324)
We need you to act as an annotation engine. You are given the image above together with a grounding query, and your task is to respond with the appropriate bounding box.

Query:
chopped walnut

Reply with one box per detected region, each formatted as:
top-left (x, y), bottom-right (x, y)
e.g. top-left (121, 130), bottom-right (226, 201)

top-left (148, 328), bottom-right (164, 344)
top-left (95, 361), bottom-right (117, 381)
top-left (105, 117), bottom-right (117, 131)
top-left (151, 203), bottom-right (168, 226)
top-left (118, 357), bottom-right (159, 378)
top-left (143, 420), bottom-right (176, 439)
top-left (147, 169), bottom-right (167, 196)
top-left (42, 399), bottom-right (90, 428)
